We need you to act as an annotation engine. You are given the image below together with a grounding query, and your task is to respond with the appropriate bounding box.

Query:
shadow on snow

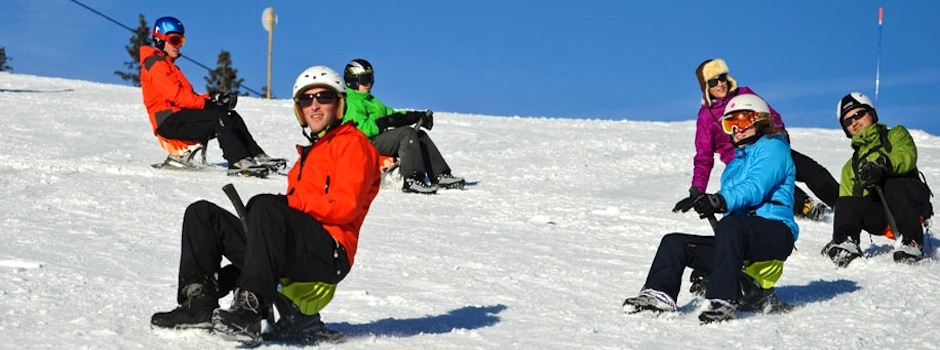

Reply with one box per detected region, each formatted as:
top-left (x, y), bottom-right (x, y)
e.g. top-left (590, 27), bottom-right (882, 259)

top-left (328, 304), bottom-right (507, 339)
top-left (776, 279), bottom-right (860, 306)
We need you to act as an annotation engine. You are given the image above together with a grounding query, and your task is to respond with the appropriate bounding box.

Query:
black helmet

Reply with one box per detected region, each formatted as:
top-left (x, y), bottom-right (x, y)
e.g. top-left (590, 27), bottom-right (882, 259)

top-left (344, 58), bottom-right (374, 90)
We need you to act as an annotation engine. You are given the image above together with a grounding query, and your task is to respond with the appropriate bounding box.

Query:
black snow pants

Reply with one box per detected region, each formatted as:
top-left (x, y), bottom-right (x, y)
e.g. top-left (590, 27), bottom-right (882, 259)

top-left (832, 177), bottom-right (932, 246)
top-left (175, 194), bottom-right (349, 306)
top-left (156, 108), bottom-right (266, 165)
top-left (370, 127), bottom-right (451, 181)
top-left (791, 149), bottom-right (840, 211)
top-left (641, 216), bottom-right (794, 302)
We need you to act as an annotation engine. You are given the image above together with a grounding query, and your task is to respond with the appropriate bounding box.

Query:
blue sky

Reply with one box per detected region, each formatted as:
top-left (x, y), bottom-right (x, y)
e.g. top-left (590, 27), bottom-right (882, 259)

top-left (4, 0), bottom-right (939, 134)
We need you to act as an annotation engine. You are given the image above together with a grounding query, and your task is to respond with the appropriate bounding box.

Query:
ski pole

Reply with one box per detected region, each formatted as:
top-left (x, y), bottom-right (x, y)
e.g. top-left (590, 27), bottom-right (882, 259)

top-left (705, 213), bottom-right (719, 233)
top-left (874, 185), bottom-right (902, 243)
top-left (222, 183), bottom-right (249, 232)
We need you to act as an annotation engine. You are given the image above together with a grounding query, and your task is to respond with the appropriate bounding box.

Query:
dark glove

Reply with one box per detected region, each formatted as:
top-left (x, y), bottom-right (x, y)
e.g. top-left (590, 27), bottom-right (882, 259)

top-left (211, 92), bottom-right (238, 110)
top-left (416, 110), bottom-right (434, 130)
top-left (376, 112), bottom-right (421, 132)
top-left (858, 156), bottom-right (890, 189)
top-left (672, 187), bottom-right (704, 213)
top-left (693, 193), bottom-right (726, 217)
top-left (203, 98), bottom-right (226, 111)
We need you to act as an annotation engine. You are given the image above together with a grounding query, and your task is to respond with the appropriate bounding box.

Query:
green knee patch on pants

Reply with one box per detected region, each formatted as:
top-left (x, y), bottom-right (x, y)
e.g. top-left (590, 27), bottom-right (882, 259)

top-left (742, 260), bottom-right (785, 289)
top-left (279, 279), bottom-right (337, 315)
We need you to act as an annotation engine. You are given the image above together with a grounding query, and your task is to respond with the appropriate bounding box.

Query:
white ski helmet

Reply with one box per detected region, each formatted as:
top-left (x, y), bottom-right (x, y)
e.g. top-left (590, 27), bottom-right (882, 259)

top-left (723, 94), bottom-right (770, 117)
top-left (291, 66), bottom-right (346, 127)
top-left (837, 92), bottom-right (877, 138)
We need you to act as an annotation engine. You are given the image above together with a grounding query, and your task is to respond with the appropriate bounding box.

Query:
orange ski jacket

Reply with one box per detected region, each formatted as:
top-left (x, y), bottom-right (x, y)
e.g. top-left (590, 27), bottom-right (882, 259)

top-left (139, 46), bottom-right (208, 133)
top-left (286, 122), bottom-right (381, 267)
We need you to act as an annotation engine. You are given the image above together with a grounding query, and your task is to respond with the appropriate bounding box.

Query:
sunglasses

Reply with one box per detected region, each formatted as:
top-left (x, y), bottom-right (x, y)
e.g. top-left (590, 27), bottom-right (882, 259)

top-left (164, 33), bottom-right (185, 48)
top-left (720, 110), bottom-right (763, 135)
top-left (840, 110), bottom-right (868, 127)
top-left (294, 90), bottom-right (339, 107)
top-left (706, 73), bottom-right (728, 88)
top-left (355, 73), bottom-right (374, 86)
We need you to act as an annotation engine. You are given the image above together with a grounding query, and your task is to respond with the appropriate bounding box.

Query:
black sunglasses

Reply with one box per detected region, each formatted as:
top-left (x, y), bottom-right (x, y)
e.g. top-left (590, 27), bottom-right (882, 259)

top-left (295, 90), bottom-right (338, 107)
top-left (356, 73), bottom-right (374, 86)
top-left (841, 110), bottom-right (868, 127)
top-left (706, 73), bottom-right (728, 88)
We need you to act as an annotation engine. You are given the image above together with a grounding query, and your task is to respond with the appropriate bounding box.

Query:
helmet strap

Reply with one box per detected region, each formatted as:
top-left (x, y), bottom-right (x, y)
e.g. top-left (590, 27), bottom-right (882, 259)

top-left (301, 120), bottom-right (342, 144)
top-left (730, 123), bottom-right (766, 147)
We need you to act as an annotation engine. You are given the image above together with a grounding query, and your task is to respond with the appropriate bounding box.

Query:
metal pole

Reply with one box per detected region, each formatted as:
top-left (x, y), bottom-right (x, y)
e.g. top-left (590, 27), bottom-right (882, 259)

top-left (266, 16), bottom-right (274, 99)
top-left (875, 6), bottom-right (884, 106)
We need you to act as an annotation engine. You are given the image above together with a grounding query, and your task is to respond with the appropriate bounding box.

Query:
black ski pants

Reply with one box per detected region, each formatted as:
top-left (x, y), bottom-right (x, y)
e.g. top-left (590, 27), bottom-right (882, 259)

top-left (156, 108), bottom-right (266, 165)
top-left (641, 216), bottom-right (794, 302)
top-left (371, 127), bottom-right (451, 181)
top-left (792, 149), bottom-right (840, 210)
top-left (176, 195), bottom-right (349, 306)
top-left (832, 177), bottom-right (931, 246)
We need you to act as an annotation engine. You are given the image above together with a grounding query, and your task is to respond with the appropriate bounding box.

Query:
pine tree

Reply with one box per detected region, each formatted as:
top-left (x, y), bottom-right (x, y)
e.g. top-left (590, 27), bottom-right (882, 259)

top-left (261, 85), bottom-right (275, 99)
top-left (204, 50), bottom-right (245, 96)
top-left (114, 14), bottom-right (150, 86)
top-left (0, 46), bottom-right (12, 72)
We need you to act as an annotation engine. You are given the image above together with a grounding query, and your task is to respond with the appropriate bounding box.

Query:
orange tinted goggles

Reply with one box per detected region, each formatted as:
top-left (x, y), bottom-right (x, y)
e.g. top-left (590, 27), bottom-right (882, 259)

top-left (162, 33), bottom-right (185, 48)
top-left (720, 110), bottom-right (763, 135)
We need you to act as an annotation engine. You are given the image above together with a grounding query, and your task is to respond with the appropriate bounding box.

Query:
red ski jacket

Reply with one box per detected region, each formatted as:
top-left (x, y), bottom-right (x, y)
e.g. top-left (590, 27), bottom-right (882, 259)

top-left (138, 46), bottom-right (208, 133)
top-left (286, 122), bottom-right (381, 267)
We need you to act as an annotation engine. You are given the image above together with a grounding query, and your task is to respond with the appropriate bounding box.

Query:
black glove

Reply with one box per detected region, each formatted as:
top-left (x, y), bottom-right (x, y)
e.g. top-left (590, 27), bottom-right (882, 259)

top-left (211, 92), bottom-right (238, 110)
top-left (693, 193), bottom-right (726, 217)
top-left (376, 112), bottom-right (421, 132)
top-left (858, 156), bottom-right (890, 189)
top-left (417, 110), bottom-right (434, 130)
top-left (672, 186), bottom-right (704, 213)
top-left (203, 98), bottom-right (226, 111)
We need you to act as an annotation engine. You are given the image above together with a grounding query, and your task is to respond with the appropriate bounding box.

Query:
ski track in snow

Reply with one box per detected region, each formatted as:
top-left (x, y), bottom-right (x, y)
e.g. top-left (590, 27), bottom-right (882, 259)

top-left (1, 72), bottom-right (939, 349)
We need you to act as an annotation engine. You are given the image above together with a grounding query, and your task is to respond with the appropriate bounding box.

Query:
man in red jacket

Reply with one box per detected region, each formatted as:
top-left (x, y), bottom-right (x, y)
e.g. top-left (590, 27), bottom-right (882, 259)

top-left (150, 65), bottom-right (380, 346)
top-left (139, 16), bottom-right (280, 175)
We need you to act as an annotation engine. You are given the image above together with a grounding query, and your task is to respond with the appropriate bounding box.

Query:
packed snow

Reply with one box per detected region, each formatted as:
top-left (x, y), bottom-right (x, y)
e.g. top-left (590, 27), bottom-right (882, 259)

top-left (0, 72), bottom-right (938, 349)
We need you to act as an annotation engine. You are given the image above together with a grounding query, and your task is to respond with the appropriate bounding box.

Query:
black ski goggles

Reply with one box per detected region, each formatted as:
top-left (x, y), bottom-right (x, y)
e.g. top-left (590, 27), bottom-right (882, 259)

top-left (294, 90), bottom-right (339, 107)
top-left (354, 73), bottom-right (374, 86)
top-left (706, 73), bottom-right (728, 88)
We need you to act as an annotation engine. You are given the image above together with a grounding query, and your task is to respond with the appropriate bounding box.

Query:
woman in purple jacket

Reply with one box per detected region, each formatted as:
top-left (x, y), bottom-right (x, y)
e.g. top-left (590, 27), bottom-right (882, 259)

top-left (674, 59), bottom-right (838, 222)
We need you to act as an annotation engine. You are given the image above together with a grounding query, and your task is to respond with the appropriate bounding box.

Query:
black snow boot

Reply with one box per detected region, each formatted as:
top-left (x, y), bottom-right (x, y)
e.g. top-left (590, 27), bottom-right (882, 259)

top-left (151, 283), bottom-right (218, 329)
top-left (212, 288), bottom-right (264, 346)
top-left (264, 294), bottom-right (346, 345)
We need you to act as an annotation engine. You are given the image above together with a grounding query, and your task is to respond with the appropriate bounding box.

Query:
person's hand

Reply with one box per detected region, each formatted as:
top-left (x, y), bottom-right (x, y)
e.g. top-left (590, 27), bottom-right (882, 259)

top-left (211, 92), bottom-right (238, 110)
top-left (204, 98), bottom-right (226, 111)
top-left (672, 187), bottom-right (704, 213)
top-left (858, 156), bottom-right (889, 189)
top-left (418, 110), bottom-right (434, 130)
top-left (693, 193), bottom-right (726, 217)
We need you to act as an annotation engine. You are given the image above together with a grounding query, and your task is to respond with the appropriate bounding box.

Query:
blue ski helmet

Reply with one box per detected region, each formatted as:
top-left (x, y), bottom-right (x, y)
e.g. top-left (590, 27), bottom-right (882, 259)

top-left (152, 16), bottom-right (185, 43)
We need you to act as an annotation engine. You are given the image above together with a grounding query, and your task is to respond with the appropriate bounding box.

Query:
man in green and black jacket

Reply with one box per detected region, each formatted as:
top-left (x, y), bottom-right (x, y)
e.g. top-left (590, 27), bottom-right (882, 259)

top-left (822, 92), bottom-right (932, 266)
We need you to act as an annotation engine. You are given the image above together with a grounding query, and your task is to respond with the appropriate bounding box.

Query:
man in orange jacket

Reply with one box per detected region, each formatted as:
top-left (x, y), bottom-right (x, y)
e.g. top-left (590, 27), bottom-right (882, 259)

top-left (139, 16), bottom-right (280, 175)
top-left (151, 65), bottom-right (381, 346)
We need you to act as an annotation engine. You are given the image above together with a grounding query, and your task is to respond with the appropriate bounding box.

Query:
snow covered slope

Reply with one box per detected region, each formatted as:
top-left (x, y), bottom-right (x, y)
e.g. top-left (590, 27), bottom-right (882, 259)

top-left (0, 72), bottom-right (937, 349)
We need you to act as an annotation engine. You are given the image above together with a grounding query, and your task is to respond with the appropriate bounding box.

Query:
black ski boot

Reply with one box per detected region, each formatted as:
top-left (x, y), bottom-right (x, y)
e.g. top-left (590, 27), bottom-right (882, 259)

top-left (212, 288), bottom-right (264, 346)
top-left (689, 269), bottom-right (708, 297)
top-left (151, 283), bottom-right (218, 329)
top-left (264, 294), bottom-right (346, 345)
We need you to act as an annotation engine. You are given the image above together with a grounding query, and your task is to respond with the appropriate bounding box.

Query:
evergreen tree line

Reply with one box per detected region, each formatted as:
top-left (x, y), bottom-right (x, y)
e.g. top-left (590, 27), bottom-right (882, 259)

top-left (0, 46), bottom-right (12, 72)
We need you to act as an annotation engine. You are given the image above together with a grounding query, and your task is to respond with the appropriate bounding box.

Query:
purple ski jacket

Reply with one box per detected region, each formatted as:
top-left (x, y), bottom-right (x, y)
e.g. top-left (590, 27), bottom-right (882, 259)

top-left (691, 86), bottom-right (784, 192)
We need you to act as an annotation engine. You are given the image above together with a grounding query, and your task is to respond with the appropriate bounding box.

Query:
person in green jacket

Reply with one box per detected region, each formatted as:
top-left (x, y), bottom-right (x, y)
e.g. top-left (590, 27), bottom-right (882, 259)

top-left (342, 58), bottom-right (465, 194)
top-left (822, 92), bottom-right (933, 266)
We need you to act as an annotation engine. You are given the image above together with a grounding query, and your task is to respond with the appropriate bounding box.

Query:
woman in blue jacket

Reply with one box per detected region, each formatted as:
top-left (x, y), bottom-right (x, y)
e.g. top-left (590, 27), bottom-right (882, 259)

top-left (622, 94), bottom-right (798, 324)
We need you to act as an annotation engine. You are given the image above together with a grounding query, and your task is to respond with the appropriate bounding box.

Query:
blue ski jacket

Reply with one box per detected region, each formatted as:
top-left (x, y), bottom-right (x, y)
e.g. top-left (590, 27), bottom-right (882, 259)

top-left (717, 134), bottom-right (799, 241)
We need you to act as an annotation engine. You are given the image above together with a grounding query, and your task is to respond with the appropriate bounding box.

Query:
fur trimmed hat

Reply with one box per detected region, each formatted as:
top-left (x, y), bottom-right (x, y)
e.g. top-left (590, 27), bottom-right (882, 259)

top-left (695, 58), bottom-right (738, 106)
